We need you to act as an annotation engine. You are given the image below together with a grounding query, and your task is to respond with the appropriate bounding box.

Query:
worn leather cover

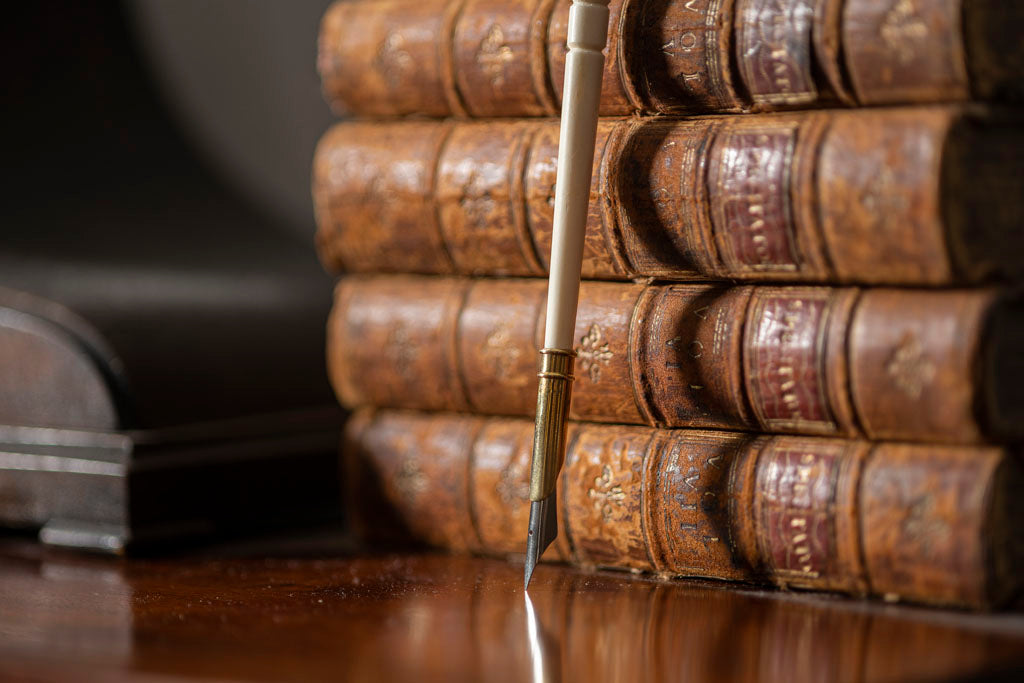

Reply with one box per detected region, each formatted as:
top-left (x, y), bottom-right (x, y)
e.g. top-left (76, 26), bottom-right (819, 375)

top-left (314, 107), bottom-right (1024, 286)
top-left (344, 409), bottom-right (1024, 608)
top-left (317, 0), bottom-right (1023, 118)
top-left (328, 275), bottom-right (1024, 445)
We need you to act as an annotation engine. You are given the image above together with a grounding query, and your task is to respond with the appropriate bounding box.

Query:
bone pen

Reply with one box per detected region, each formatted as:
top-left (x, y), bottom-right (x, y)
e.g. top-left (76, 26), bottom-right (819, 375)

top-left (524, 0), bottom-right (610, 590)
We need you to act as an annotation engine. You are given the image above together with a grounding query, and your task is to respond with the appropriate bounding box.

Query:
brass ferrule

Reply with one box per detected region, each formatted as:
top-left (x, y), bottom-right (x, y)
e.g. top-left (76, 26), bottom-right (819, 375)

top-left (529, 348), bottom-right (576, 501)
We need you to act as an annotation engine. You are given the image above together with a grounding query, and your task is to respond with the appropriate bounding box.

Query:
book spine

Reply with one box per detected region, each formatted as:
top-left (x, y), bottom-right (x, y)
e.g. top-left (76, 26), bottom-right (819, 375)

top-left (345, 409), bottom-right (1023, 608)
top-left (318, 0), bottom-right (1014, 117)
top-left (631, 0), bottom-right (744, 114)
top-left (313, 120), bottom-right (457, 275)
top-left (314, 107), bottom-right (1024, 285)
top-left (318, 0), bottom-right (463, 118)
top-left (329, 276), bottom-right (1024, 444)
top-left (842, 0), bottom-right (969, 105)
top-left (327, 277), bottom-right (472, 413)
top-left (736, 0), bottom-right (824, 107)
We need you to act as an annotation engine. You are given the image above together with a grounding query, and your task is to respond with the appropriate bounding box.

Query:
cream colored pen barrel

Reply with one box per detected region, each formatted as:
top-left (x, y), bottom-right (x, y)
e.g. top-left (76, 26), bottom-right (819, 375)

top-left (542, 0), bottom-right (610, 350)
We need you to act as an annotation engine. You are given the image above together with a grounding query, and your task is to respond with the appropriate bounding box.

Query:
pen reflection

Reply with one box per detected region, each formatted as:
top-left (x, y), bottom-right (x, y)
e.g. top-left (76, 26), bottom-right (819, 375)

top-left (4, 548), bottom-right (1023, 682)
top-left (525, 591), bottom-right (561, 683)
top-left (308, 557), bottom-right (1024, 683)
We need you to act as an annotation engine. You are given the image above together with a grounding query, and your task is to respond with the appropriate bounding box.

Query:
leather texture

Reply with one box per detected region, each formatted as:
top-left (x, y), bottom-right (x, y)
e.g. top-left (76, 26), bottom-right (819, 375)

top-left (344, 409), bottom-right (1024, 608)
top-left (328, 275), bottom-right (1024, 444)
top-left (317, 0), bottom-right (1021, 118)
top-left (314, 107), bottom-right (1024, 286)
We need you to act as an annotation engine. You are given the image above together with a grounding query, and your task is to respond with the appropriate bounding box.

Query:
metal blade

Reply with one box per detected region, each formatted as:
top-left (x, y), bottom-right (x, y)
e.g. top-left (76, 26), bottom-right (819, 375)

top-left (524, 492), bottom-right (558, 590)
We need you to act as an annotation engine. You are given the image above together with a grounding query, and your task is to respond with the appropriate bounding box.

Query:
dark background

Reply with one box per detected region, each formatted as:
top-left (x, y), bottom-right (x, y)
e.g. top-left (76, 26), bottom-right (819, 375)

top-left (1, 1), bottom-right (340, 427)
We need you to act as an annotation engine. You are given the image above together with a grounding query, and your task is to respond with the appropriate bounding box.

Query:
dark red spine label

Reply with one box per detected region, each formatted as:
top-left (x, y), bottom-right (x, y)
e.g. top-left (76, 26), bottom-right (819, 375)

top-left (745, 289), bottom-right (834, 431)
top-left (737, 0), bottom-right (817, 105)
top-left (756, 441), bottom-right (844, 580)
top-left (709, 123), bottom-right (799, 273)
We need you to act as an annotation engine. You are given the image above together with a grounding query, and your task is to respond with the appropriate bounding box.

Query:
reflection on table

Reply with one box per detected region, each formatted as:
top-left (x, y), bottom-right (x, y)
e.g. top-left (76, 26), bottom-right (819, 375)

top-left (0, 544), bottom-right (1022, 682)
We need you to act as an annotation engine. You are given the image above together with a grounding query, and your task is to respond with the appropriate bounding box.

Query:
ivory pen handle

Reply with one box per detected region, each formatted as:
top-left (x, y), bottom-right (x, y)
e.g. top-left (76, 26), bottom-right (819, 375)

top-left (526, 0), bottom-right (611, 586)
top-left (543, 0), bottom-right (611, 350)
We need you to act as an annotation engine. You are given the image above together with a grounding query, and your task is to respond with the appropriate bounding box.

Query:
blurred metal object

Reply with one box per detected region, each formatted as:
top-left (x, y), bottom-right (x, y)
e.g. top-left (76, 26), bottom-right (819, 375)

top-left (0, 287), bottom-right (343, 553)
top-left (0, 416), bottom-right (341, 554)
top-left (0, 3), bottom-right (344, 552)
top-left (0, 289), bottom-right (124, 431)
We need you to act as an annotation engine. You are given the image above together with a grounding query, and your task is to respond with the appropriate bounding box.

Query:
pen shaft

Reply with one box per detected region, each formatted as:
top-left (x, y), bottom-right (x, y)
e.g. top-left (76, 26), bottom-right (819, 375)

top-left (527, 0), bottom-right (611, 588)
top-left (543, 0), bottom-right (611, 349)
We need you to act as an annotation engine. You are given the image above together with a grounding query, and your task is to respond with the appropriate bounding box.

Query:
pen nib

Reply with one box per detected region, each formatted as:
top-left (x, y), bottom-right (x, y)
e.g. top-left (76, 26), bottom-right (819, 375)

top-left (524, 493), bottom-right (558, 590)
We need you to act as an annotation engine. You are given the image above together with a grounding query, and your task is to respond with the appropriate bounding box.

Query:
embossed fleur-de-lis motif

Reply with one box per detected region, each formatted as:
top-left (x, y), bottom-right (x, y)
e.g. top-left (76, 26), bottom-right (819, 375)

top-left (477, 24), bottom-right (515, 87)
top-left (496, 457), bottom-right (530, 506)
top-left (885, 333), bottom-right (936, 399)
top-left (457, 169), bottom-right (496, 227)
top-left (857, 166), bottom-right (908, 230)
top-left (395, 457), bottom-right (427, 498)
top-left (880, 0), bottom-right (928, 63)
top-left (375, 32), bottom-right (414, 86)
top-left (481, 322), bottom-right (522, 380)
top-left (588, 464), bottom-right (627, 522)
top-left (900, 494), bottom-right (950, 555)
top-left (576, 324), bottom-right (614, 383)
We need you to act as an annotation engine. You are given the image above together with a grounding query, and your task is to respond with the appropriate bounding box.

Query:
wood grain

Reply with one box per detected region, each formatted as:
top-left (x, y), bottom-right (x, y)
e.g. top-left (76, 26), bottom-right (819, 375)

top-left (2, 542), bottom-right (1024, 681)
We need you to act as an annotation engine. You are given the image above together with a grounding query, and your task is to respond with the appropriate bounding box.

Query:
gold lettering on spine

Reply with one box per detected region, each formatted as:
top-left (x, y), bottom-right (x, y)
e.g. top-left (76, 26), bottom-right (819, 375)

top-left (746, 290), bottom-right (834, 431)
top-left (658, 0), bottom-right (735, 108)
top-left (711, 124), bottom-right (799, 272)
top-left (739, 0), bottom-right (816, 104)
top-left (786, 454), bottom-right (819, 577)
top-left (763, 449), bottom-right (832, 579)
top-left (775, 300), bottom-right (804, 420)
top-left (703, 0), bottom-right (729, 106)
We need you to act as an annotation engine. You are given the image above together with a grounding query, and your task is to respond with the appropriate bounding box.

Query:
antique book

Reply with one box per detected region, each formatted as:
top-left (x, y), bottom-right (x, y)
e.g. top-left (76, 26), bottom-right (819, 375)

top-left (314, 107), bottom-right (1024, 286)
top-left (328, 275), bottom-right (1024, 445)
top-left (345, 409), bottom-right (1024, 608)
top-left (318, 0), bottom-right (1023, 118)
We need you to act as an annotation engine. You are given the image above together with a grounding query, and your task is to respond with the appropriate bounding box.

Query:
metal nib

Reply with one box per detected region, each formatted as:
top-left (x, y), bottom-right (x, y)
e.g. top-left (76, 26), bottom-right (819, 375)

top-left (524, 493), bottom-right (558, 590)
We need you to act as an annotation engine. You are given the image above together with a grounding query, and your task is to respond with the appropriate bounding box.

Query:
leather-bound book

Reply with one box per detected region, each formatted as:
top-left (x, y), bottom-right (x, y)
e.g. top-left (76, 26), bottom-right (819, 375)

top-left (328, 275), bottom-right (1024, 445)
top-left (314, 107), bottom-right (1024, 286)
top-left (344, 409), bottom-right (1024, 608)
top-left (317, 0), bottom-right (1024, 118)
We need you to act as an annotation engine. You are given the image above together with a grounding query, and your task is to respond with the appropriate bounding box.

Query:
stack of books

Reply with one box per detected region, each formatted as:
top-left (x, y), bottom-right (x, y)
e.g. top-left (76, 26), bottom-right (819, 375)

top-left (313, 0), bottom-right (1024, 608)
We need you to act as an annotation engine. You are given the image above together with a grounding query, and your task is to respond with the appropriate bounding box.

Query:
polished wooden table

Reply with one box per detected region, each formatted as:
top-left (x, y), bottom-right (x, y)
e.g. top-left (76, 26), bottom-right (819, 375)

top-left (1, 539), bottom-right (1022, 682)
